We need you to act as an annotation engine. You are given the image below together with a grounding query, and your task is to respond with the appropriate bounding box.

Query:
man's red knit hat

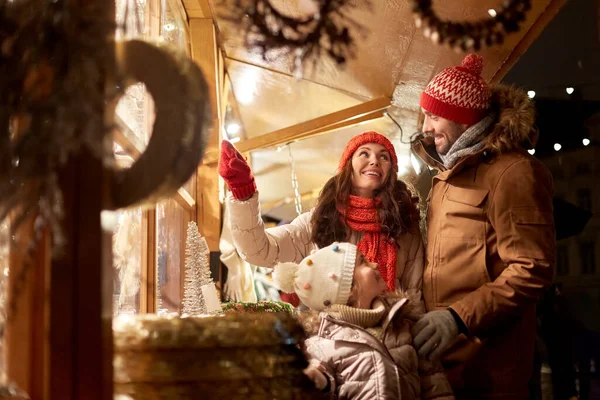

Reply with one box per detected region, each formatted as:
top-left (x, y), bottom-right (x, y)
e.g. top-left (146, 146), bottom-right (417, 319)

top-left (420, 54), bottom-right (491, 126)
top-left (338, 131), bottom-right (398, 172)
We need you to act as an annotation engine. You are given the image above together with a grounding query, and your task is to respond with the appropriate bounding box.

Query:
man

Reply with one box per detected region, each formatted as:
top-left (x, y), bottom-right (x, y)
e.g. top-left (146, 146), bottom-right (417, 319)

top-left (411, 53), bottom-right (556, 399)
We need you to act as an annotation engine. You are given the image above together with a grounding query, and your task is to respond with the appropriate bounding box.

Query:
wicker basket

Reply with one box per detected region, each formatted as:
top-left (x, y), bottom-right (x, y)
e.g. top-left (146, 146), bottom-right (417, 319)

top-left (113, 312), bottom-right (326, 399)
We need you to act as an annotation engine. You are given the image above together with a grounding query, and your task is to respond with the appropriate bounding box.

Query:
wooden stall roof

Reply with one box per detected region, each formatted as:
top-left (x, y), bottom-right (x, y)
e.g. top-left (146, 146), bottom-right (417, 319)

top-left (185, 0), bottom-right (564, 221)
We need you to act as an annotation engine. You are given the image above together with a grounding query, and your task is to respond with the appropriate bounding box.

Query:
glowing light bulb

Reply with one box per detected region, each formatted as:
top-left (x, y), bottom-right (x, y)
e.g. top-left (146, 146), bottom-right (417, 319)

top-left (226, 123), bottom-right (240, 136)
top-left (554, 143), bottom-right (562, 151)
top-left (527, 90), bottom-right (536, 99)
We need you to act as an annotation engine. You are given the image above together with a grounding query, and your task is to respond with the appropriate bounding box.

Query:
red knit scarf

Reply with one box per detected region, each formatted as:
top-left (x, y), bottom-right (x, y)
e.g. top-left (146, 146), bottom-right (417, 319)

top-left (339, 195), bottom-right (398, 290)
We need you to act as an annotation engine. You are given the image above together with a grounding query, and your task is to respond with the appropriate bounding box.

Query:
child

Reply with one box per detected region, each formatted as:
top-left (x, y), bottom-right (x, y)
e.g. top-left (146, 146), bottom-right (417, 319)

top-left (273, 242), bottom-right (454, 400)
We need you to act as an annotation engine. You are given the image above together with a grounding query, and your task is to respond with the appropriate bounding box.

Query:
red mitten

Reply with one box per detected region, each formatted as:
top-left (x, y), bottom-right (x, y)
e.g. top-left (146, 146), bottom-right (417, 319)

top-left (218, 140), bottom-right (257, 200)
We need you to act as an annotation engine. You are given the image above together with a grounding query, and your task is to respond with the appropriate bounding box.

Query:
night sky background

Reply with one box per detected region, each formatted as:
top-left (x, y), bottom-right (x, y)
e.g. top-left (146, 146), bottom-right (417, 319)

top-left (503, 0), bottom-right (600, 158)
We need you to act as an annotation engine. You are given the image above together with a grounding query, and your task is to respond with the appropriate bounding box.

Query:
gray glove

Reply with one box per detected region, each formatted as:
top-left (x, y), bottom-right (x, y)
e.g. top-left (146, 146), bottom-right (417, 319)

top-left (412, 310), bottom-right (459, 361)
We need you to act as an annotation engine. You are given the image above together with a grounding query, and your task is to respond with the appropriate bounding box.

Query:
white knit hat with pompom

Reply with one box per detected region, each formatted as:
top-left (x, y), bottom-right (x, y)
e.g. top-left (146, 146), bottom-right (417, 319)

top-left (272, 242), bottom-right (357, 311)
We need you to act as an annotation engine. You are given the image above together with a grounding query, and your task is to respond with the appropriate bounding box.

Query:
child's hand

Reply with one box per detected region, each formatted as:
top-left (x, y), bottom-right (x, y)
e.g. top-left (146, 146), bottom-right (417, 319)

top-left (303, 365), bottom-right (328, 390)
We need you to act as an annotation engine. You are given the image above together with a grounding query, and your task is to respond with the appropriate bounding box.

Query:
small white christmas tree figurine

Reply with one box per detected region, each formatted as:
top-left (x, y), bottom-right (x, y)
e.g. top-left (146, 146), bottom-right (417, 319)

top-left (182, 222), bottom-right (220, 314)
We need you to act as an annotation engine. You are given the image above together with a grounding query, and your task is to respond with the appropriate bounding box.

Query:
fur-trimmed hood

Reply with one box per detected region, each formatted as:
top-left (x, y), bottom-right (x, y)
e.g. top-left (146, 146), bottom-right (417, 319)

top-left (413, 84), bottom-right (538, 163)
top-left (482, 84), bottom-right (538, 153)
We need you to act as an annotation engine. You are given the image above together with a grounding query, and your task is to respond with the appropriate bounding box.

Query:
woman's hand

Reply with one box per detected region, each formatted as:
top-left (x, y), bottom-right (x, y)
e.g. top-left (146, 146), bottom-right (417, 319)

top-left (218, 140), bottom-right (256, 200)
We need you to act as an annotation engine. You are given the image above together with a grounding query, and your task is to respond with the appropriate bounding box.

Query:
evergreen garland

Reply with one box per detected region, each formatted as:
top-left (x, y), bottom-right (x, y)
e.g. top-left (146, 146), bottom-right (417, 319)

top-left (409, 0), bottom-right (532, 52)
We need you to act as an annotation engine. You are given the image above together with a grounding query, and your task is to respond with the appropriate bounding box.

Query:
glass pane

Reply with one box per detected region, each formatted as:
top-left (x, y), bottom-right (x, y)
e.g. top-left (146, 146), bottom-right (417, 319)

top-left (115, 83), bottom-right (155, 152)
top-left (161, 0), bottom-right (190, 53)
top-left (113, 209), bottom-right (143, 316)
top-left (156, 199), bottom-right (189, 314)
top-left (115, 0), bottom-right (147, 40)
top-left (114, 0), bottom-right (161, 156)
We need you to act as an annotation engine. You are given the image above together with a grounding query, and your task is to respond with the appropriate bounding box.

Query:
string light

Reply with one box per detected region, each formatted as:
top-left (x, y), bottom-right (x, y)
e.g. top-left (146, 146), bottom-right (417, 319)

top-left (488, 9), bottom-right (497, 17)
top-left (527, 90), bottom-right (535, 99)
top-left (554, 143), bottom-right (562, 151)
top-left (566, 87), bottom-right (574, 95)
top-left (583, 138), bottom-right (590, 146)
top-left (528, 149), bottom-right (535, 155)
top-left (288, 144), bottom-right (303, 216)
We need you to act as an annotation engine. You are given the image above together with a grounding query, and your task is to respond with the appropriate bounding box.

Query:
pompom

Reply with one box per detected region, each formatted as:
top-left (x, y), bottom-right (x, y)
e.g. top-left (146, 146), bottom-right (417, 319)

top-left (461, 53), bottom-right (484, 76)
top-left (272, 262), bottom-right (299, 293)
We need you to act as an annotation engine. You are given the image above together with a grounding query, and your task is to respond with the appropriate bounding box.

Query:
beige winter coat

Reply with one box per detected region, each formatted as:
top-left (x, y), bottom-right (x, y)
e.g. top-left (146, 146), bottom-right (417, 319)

top-left (227, 193), bottom-right (425, 304)
top-left (304, 298), bottom-right (454, 399)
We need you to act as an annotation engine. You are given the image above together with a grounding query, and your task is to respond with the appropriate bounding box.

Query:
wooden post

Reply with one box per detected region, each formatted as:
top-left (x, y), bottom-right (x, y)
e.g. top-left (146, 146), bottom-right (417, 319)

top-left (140, 208), bottom-right (156, 314)
top-left (47, 149), bottom-right (113, 400)
top-left (44, 0), bottom-right (115, 397)
top-left (190, 18), bottom-right (221, 253)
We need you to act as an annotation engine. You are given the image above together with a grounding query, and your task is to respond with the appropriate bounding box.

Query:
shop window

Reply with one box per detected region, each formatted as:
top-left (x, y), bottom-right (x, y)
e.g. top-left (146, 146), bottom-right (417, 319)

top-left (556, 245), bottom-right (569, 276)
top-left (580, 242), bottom-right (596, 275)
top-left (156, 199), bottom-right (190, 313)
top-left (112, 0), bottom-right (194, 316)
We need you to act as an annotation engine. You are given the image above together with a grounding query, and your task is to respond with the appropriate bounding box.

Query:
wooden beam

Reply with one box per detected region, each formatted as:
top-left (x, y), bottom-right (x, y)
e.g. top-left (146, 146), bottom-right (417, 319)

top-left (175, 187), bottom-right (196, 212)
top-left (491, 0), bottom-right (567, 83)
top-left (114, 116), bottom-right (143, 158)
top-left (219, 54), bottom-right (229, 124)
top-left (190, 18), bottom-right (221, 252)
top-left (301, 110), bottom-right (384, 139)
top-left (182, 0), bottom-right (212, 19)
top-left (236, 97), bottom-right (389, 154)
top-left (202, 101), bottom-right (388, 166)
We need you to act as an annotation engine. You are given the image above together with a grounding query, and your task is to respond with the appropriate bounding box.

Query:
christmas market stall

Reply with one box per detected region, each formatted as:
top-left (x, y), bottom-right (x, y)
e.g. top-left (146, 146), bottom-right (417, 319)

top-left (0, 0), bottom-right (566, 399)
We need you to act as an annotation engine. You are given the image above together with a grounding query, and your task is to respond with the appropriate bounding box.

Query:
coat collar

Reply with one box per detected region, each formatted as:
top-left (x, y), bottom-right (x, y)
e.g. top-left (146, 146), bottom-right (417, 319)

top-left (412, 136), bottom-right (488, 182)
top-left (318, 298), bottom-right (412, 360)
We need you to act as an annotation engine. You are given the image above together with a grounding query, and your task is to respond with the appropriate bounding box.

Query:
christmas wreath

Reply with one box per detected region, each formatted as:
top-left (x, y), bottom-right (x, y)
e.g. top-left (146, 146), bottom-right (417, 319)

top-left (223, 0), bottom-right (368, 73)
top-left (409, 0), bottom-right (532, 51)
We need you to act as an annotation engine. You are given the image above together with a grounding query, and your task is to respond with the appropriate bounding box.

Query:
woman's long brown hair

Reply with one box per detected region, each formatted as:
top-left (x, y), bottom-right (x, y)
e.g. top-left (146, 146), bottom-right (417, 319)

top-left (310, 160), bottom-right (420, 249)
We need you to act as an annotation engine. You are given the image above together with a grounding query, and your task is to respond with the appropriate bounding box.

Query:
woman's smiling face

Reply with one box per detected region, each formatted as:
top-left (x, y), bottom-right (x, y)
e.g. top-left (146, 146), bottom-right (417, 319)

top-left (350, 143), bottom-right (393, 198)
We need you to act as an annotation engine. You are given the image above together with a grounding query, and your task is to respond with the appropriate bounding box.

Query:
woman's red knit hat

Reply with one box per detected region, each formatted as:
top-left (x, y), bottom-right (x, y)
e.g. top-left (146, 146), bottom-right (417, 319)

top-left (420, 54), bottom-right (491, 126)
top-left (338, 131), bottom-right (398, 172)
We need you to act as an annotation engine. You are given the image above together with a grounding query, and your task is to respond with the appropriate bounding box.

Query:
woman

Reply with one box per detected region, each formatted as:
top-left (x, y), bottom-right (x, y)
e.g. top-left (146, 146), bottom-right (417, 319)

top-left (218, 131), bottom-right (424, 305)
